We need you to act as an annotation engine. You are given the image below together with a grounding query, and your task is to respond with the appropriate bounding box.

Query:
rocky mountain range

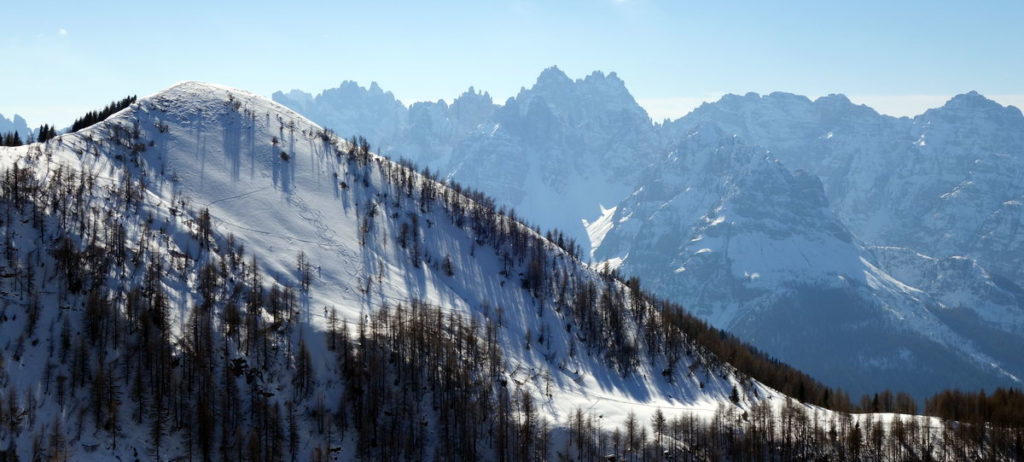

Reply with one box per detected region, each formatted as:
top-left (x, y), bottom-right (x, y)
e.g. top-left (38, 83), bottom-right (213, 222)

top-left (276, 68), bottom-right (1024, 398)
top-left (0, 113), bottom-right (31, 139)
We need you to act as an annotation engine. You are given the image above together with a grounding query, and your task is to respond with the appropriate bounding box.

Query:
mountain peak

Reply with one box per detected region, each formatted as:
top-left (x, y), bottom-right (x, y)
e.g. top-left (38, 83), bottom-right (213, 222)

top-left (935, 90), bottom-right (1022, 116)
top-left (535, 65), bottom-right (572, 87)
top-left (944, 90), bottom-right (999, 109)
top-left (583, 69), bottom-right (622, 83)
top-left (155, 81), bottom-right (273, 107)
top-left (163, 80), bottom-right (237, 94)
top-left (766, 91), bottom-right (813, 105)
top-left (813, 93), bottom-right (881, 118)
top-left (0, 112), bottom-right (31, 138)
top-left (304, 80), bottom-right (403, 105)
top-left (920, 90), bottom-right (1024, 122)
top-left (715, 92), bottom-right (760, 105)
top-left (455, 85), bottom-right (493, 103)
top-left (150, 82), bottom-right (246, 104)
top-left (338, 80), bottom-right (361, 89)
top-left (271, 88), bottom-right (313, 101)
top-left (580, 70), bottom-right (632, 96)
top-left (509, 67), bottom-right (647, 123)
top-left (814, 93), bottom-right (852, 105)
top-left (140, 81), bottom-right (327, 137)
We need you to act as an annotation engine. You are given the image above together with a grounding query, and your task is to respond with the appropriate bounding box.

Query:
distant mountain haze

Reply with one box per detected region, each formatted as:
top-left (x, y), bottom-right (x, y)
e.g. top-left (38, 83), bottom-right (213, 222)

top-left (0, 113), bottom-right (31, 140)
top-left (277, 68), bottom-right (1024, 398)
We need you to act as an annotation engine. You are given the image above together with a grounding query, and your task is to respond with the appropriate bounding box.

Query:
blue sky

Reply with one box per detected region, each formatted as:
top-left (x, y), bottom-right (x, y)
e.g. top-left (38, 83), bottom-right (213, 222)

top-left (3, 0), bottom-right (1022, 126)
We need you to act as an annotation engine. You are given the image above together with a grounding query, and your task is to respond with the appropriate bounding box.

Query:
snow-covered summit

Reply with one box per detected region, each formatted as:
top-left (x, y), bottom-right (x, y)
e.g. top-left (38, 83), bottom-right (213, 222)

top-left (933, 90), bottom-right (1020, 115)
top-left (524, 67), bottom-right (639, 116)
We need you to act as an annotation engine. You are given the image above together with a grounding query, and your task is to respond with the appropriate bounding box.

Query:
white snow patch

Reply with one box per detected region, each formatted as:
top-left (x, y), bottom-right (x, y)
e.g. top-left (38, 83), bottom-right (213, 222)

top-left (583, 204), bottom-right (617, 259)
top-left (861, 257), bottom-right (923, 295)
top-left (600, 256), bottom-right (625, 271)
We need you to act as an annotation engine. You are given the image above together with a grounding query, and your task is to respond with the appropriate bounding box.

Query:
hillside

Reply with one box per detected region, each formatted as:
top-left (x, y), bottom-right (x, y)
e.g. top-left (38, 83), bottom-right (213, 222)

top-left (0, 82), bottom-right (772, 461)
top-left (4, 82), bottom-right (1022, 460)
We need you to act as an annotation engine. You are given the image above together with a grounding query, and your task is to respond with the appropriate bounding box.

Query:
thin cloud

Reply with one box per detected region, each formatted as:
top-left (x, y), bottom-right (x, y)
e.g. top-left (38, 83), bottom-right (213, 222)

top-left (57, 28), bottom-right (68, 36)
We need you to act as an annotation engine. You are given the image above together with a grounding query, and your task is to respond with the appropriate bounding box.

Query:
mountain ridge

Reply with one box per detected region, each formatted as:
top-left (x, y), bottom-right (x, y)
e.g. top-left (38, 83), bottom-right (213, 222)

top-left (591, 125), bottom-right (1023, 397)
top-left (273, 70), bottom-right (1024, 400)
top-left (0, 80), bottom-right (823, 460)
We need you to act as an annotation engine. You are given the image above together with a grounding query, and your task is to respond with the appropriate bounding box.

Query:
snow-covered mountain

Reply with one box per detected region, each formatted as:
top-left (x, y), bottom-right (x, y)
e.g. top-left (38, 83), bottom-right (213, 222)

top-left (667, 90), bottom-right (1024, 283)
top-left (5, 78), bottom-right (1020, 460)
top-left (591, 126), bottom-right (1024, 397)
top-left (0, 82), bottom-right (797, 460)
top-left (276, 67), bottom-right (661, 248)
top-left (272, 81), bottom-right (407, 148)
top-left (277, 70), bottom-right (1024, 400)
top-left (273, 82), bottom-right (497, 168)
top-left (444, 67), bottom-right (663, 248)
top-left (871, 246), bottom-right (1024, 372)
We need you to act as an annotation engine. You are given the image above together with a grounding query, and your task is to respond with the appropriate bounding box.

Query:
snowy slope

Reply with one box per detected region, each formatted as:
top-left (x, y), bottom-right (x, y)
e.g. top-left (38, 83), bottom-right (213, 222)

top-left (591, 127), bottom-right (1024, 397)
top-left (0, 82), bottom-right (774, 460)
top-left (142, 81), bottom-right (745, 415)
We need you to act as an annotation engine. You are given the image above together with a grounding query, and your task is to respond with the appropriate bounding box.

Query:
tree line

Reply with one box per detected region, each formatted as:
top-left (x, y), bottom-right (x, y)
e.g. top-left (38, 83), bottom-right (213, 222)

top-left (926, 388), bottom-right (1024, 428)
top-left (568, 396), bottom-right (1024, 461)
top-left (1, 131), bottom-right (23, 146)
top-left (69, 95), bottom-right (137, 132)
top-left (0, 95), bottom-right (136, 148)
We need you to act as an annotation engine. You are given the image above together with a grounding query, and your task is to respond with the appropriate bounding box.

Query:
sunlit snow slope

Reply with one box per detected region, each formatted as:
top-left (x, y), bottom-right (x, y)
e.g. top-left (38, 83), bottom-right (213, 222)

top-left (0, 82), bottom-right (781, 459)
